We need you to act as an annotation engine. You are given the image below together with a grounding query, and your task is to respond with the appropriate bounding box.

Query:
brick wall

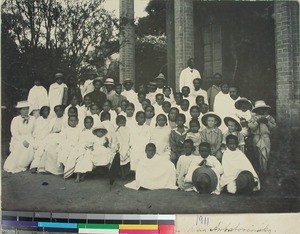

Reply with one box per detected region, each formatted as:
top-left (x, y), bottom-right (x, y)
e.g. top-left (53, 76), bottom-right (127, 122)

top-left (174, 0), bottom-right (194, 91)
top-left (119, 0), bottom-right (135, 85)
top-left (274, 1), bottom-right (300, 130)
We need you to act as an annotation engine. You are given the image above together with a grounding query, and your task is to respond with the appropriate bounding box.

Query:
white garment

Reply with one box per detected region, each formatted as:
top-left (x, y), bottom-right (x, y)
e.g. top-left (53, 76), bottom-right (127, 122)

top-left (4, 116), bottom-right (36, 173)
top-left (179, 67), bottom-right (201, 91)
top-left (114, 126), bottom-right (131, 166)
top-left (48, 82), bottom-right (67, 118)
top-left (146, 92), bottom-right (157, 105)
top-left (149, 126), bottom-right (171, 159)
top-left (27, 85), bottom-right (49, 114)
top-left (129, 124), bottom-right (151, 171)
top-left (82, 79), bottom-right (94, 96)
top-left (125, 154), bottom-right (177, 190)
top-left (227, 96), bottom-right (241, 117)
top-left (152, 103), bottom-right (164, 116)
top-left (220, 149), bottom-right (260, 193)
top-left (190, 89), bottom-right (208, 105)
top-left (121, 89), bottom-right (138, 105)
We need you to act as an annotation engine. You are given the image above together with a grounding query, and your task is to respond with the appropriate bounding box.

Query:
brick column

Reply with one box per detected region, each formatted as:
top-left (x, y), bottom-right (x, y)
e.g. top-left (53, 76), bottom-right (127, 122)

top-left (174, 0), bottom-right (194, 91)
top-left (274, 1), bottom-right (300, 130)
top-left (119, 0), bottom-right (135, 85)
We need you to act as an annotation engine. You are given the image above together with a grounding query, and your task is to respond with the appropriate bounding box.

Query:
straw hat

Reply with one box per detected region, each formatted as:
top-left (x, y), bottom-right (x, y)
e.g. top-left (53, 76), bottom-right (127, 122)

top-left (224, 115), bottom-right (242, 132)
top-left (155, 73), bottom-right (166, 80)
top-left (122, 79), bottom-right (134, 84)
top-left (252, 100), bottom-right (271, 113)
top-left (92, 123), bottom-right (108, 135)
top-left (201, 112), bottom-right (222, 127)
top-left (147, 82), bottom-right (157, 88)
top-left (15, 100), bottom-right (30, 109)
top-left (104, 78), bottom-right (115, 85)
top-left (235, 98), bottom-right (253, 110)
top-left (235, 170), bottom-right (255, 194)
top-left (192, 166), bottom-right (218, 194)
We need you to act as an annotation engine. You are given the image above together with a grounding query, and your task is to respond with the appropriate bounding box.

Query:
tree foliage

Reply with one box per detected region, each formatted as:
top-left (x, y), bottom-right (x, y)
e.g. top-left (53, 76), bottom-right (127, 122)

top-left (1, 0), bottom-right (119, 93)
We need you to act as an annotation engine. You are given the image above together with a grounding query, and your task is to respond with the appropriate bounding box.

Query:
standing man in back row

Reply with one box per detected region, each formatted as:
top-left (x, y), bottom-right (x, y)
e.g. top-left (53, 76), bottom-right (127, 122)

top-left (179, 58), bottom-right (201, 91)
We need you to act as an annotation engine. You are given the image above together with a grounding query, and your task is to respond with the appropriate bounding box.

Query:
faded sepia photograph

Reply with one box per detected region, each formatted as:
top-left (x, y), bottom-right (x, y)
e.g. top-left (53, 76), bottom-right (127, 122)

top-left (1, 0), bottom-right (299, 214)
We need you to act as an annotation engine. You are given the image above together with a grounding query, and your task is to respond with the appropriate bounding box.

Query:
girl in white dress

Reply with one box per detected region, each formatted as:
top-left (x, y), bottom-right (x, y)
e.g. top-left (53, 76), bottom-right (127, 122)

top-left (150, 114), bottom-right (171, 160)
top-left (74, 116), bottom-right (95, 182)
top-left (30, 106), bottom-right (51, 173)
top-left (4, 101), bottom-right (36, 173)
top-left (130, 111), bottom-right (151, 171)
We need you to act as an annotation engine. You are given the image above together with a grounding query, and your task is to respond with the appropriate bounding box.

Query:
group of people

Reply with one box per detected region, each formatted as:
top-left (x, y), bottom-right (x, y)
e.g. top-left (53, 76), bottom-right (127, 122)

top-left (3, 58), bottom-right (276, 195)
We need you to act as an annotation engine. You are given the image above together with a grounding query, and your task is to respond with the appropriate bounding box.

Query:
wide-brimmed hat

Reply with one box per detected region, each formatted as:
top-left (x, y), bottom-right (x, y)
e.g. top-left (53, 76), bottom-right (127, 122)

top-left (104, 78), bottom-right (115, 85)
top-left (235, 170), bottom-right (255, 194)
top-left (92, 77), bottom-right (104, 85)
top-left (54, 73), bottom-right (63, 79)
top-left (192, 166), bottom-right (218, 194)
top-left (235, 98), bottom-right (253, 110)
top-left (201, 112), bottom-right (222, 127)
top-left (92, 123), bottom-right (108, 135)
top-left (122, 79), bottom-right (134, 84)
top-left (224, 115), bottom-right (242, 132)
top-left (252, 100), bottom-right (271, 113)
top-left (15, 100), bottom-right (30, 109)
top-left (155, 73), bottom-right (166, 80)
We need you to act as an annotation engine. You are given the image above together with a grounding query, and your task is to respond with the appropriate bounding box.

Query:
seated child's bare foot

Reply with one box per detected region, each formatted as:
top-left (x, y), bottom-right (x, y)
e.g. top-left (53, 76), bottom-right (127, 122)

top-left (30, 168), bottom-right (37, 174)
top-left (75, 177), bottom-right (80, 183)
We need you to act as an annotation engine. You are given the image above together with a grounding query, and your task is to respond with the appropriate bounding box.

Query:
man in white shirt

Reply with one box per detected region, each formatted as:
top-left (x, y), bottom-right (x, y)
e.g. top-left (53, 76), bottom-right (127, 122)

top-left (227, 85), bottom-right (241, 116)
top-left (28, 78), bottom-right (49, 118)
top-left (179, 58), bottom-right (201, 91)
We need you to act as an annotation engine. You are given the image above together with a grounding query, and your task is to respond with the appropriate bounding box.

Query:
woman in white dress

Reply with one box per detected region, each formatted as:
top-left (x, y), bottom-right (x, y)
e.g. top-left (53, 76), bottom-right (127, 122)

top-left (4, 101), bottom-right (36, 173)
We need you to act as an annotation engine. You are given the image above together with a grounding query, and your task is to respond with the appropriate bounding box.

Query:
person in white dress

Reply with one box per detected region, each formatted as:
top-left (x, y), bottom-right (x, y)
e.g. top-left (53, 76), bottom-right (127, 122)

top-left (220, 135), bottom-right (260, 194)
top-left (4, 101), bottom-right (36, 173)
top-left (27, 78), bottom-right (49, 118)
top-left (179, 58), bottom-right (201, 91)
top-left (36, 105), bottom-right (64, 175)
top-left (129, 111), bottom-right (151, 171)
top-left (149, 114), bottom-right (171, 160)
top-left (29, 106), bottom-right (51, 173)
top-left (48, 73), bottom-right (68, 118)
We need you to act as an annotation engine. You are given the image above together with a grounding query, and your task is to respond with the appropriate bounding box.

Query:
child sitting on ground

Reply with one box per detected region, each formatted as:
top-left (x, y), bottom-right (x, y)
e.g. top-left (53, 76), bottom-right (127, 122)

top-left (248, 100), bottom-right (276, 175)
top-left (222, 115), bottom-right (245, 153)
top-left (220, 135), bottom-right (260, 194)
top-left (186, 119), bottom-right (201, 155)
top-left (74, 116), bottom-right (95, 182)
top-left (30, 106), bottom-right (51, 173)
top-left (184, 142), bottom-right (223, 194)
top-left (170, 113), bottom-right (188, 165)
top-left (125, 143), bottom-right (177, 190)
top-left (58, 115), bottom-right (81, 177)
top-left (36, 105), bottom-right (64, 175)
top-left (200, 112), bottom-right (223, 161)
top-left (176, 139), bottom-right (199, 191)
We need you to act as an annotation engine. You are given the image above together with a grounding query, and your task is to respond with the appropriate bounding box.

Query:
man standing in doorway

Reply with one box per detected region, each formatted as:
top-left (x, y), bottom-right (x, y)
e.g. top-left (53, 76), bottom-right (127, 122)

top-left (179, 58), bottom-right (201, 91)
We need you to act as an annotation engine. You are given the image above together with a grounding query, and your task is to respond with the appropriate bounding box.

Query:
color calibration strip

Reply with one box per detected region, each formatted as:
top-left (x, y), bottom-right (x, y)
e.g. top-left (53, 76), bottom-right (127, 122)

top-left (2, 211), bottom-right (175, 233)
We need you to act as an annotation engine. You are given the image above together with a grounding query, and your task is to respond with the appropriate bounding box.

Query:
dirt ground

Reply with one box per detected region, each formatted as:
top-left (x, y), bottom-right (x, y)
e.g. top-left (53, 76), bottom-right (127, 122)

top-left (1, 159), bottom-right (300, 214)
